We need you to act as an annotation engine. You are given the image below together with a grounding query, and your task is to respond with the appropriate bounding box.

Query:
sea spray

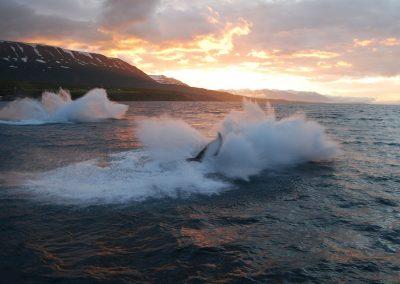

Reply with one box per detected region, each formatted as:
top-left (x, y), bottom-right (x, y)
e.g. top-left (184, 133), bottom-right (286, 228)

top-left (27, 151), bottom-right (227, 204)
top-left (0, 88), bottom-right (128, 124)
top-left (213, 101), bottom-right (338, 179)
top-left (137, 118), bottom-right (206, 162)
top-left (26, 101), bottom-right (338, 203)
top-left (138, 101), bottom-right (338, 179)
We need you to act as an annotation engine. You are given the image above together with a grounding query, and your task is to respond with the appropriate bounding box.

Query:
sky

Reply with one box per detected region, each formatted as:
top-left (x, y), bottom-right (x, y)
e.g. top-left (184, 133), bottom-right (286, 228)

top-left (0, 0), bottom-right (399, 102)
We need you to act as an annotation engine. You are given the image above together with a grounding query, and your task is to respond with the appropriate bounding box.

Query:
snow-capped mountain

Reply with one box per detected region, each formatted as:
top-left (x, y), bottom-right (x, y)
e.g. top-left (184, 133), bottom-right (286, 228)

top-left (149, 75), bottom-right (188, 86)
top-left (0, 40), bottom-right (158, 88)
top-left (0, 40), bottom-right (243, 101)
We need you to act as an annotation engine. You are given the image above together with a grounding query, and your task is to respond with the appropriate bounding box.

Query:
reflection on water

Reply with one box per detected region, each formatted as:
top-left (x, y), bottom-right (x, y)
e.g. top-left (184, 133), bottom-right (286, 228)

top-left (0, 101), bottom-right (399, 282)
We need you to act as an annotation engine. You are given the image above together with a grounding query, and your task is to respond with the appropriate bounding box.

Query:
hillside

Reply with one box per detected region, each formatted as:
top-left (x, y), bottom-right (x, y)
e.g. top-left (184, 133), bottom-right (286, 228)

top-left (0, 40), bottom-right (240, 101)
top-left (149, 75), bottom-right (188, 86)
top-left (0, 40), bottom-right (158, 89)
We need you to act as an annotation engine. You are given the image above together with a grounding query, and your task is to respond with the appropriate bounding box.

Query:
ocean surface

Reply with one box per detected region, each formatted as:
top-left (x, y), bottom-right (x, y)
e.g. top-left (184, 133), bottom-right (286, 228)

top-left (0, 101), bottom-right (399, 283)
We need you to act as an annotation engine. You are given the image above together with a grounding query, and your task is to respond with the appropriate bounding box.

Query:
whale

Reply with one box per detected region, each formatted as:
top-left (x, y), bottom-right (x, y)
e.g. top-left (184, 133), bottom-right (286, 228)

top-left (187, 132), bottom-right (223, 162)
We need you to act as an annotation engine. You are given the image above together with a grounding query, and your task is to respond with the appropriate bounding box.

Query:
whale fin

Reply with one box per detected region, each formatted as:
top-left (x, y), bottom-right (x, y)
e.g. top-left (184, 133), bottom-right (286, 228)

top-left (187, 132), bottom-right (223, 162)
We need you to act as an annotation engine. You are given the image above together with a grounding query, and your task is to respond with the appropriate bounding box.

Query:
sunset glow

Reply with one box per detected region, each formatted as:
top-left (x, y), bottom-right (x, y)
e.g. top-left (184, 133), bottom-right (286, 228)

top-left (1, 0), bottom-right (399, 102)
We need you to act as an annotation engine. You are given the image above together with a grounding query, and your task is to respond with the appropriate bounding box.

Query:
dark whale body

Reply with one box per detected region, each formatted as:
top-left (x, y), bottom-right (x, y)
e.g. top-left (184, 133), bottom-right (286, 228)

top-left (187, 132), bottom-right (223, 162)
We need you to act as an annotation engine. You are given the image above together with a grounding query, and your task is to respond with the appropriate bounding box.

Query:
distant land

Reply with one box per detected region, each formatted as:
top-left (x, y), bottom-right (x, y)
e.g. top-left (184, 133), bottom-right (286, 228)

top-left (0, 40), bottom-right (251, 102)
top-left (2, 40), bottom-right (392, 104)
top-left (225, 89), bottom-right (377, 104)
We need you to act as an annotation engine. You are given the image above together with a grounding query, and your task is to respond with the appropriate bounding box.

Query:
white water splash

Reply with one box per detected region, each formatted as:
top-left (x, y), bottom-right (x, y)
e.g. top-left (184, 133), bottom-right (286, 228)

top-left (213, 102), bottom-right (338, 179)
top-left (139, 101), bottom-right (338, 180)
top-left (0, 88), bottom-right (128, 124)
top-left (27, 151), bottom-right (228, 204)
top-left (25, 101), bottom-right (338, 204)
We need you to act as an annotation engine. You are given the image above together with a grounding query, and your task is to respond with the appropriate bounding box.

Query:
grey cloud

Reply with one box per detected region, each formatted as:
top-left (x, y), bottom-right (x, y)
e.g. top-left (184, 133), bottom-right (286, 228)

top-left (3, 0), bottom-right (400, 48)
top-left (100, 0), bottom-right (160, 29)
top-left (342, 46), bottom-right (400, 77)
top-left (213, 0), bottom-right (400, 51)
top-left (15, 0), bottom-right (102, 21)
top-left (1, 0), bottom-right (400, 77)
top-left (99, 0), bottom-right (221, 42)
top-left (0, 0), bottom-right (108, 42)
top-left (221, 0), bottom-right (400, 76)
top-left (126, 7), bottom-right (220, 42)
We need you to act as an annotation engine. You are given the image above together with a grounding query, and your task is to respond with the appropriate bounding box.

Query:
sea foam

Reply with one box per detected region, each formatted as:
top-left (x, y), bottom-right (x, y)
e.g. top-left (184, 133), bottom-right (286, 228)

top-left (0, 88), bottom-right (128, 124)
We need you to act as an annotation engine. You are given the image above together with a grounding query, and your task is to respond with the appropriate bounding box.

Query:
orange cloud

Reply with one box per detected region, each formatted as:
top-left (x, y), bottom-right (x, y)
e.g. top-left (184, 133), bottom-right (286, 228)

top-left (196, 19), bottom-right (251, 54)
top-left (292, 50), bottom-right (340, 59)
top-left (247, 49), bottom-right (273, 59)
top-left (8, 0), bottom-right (399, 102)
top-left (381, 37), bottom-right (400, 46)
top-left (336, 61), bottom-right (352, 68)
top-left (353, 37), bottom-right (400, 47)
top-left (206, 6), bottom-right (220, 24)
top-left (353, 38), bottom-right (375, 47)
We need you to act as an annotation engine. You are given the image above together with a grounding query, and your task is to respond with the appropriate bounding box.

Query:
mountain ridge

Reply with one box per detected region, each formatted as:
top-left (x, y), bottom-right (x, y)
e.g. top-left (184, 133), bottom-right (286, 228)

top-left (0, 40), bottom-right (314, 104)
top-left (0, 40), bottom-right (158, 88)
top-left (0, 40), bottom-right (246, 102)
top-left (149, 75), bottom-right (188, 86)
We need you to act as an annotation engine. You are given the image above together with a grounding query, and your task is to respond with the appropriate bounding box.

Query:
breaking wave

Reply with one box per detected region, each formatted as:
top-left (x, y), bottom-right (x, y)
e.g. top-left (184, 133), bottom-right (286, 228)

top-left (25, 101), bottom-right (338, 204)
top-left (0, 88), bottom-right (128, 124)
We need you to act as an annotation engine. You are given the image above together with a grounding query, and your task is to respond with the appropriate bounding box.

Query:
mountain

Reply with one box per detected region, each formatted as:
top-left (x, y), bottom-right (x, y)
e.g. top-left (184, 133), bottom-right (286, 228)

top-left (0, 40), bottom-right (241, 102)
top-left (149, 75), bottom-right (188, 86)
top-left (0, 40), bottom-right (158, 88)
top-left (226, 89), bottom-right (374, 104)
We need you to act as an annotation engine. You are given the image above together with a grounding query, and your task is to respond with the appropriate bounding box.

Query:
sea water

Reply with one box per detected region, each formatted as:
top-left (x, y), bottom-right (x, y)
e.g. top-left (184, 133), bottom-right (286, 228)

top-left (0, 101), bottom-right (399, 282)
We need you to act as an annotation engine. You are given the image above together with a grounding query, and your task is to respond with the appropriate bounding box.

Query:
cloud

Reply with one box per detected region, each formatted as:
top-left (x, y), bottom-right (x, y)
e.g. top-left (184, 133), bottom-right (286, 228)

top-left (100, 0), bottom-right (159, 29)
top-left (0, 0), bottom-right (399, 100)
top-left (14, 0), bottom-right (101, 21)
top-left (238, 0), bottom-right (400, 49)
top-left (99, 0), bottom-right (226, 43)
top-left (0, 0), bottom-right (108, 43)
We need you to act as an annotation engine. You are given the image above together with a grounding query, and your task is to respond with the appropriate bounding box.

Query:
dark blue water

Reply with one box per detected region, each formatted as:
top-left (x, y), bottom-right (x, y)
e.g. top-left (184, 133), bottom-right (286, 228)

top-left (0, 102), bottom-right (399, 283)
